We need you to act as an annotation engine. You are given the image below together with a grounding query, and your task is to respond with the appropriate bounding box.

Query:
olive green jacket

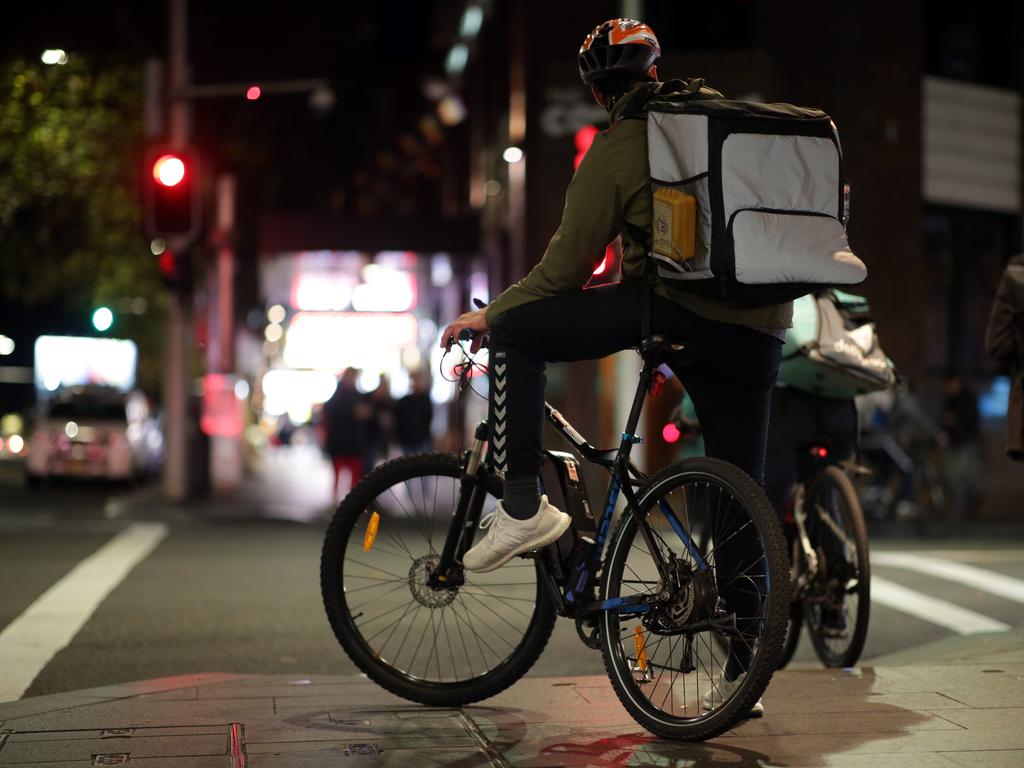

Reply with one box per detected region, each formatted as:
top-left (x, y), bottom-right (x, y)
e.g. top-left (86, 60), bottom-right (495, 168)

top-left (486, 79), bottom-right (794, 330)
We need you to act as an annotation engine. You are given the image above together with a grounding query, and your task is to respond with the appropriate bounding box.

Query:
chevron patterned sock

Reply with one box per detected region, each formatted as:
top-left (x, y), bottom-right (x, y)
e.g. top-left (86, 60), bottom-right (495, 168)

top-left (504, 477), bottom-right (542, 520)
top-left (491, 357), bottom-right (508, 471)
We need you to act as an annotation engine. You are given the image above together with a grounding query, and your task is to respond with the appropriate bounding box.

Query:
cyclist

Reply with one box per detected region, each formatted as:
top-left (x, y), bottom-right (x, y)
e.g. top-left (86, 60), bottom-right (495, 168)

top-left (441, 18), bottom-right (792, 713)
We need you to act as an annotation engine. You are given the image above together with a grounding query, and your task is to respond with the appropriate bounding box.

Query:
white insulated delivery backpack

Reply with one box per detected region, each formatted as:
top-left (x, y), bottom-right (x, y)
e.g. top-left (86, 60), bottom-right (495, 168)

top-left (645, 97), bottom-right (867, 304)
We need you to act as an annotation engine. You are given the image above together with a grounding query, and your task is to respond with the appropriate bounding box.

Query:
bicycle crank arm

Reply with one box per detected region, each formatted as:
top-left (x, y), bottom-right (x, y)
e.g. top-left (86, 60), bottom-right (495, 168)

top-left (648, 612), bottom-right (741, 638)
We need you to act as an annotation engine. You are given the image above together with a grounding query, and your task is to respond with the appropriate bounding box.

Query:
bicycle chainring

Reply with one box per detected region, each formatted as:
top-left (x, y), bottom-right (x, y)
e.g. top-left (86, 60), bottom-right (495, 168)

top-left (575, 613), bottom-right (601, 649)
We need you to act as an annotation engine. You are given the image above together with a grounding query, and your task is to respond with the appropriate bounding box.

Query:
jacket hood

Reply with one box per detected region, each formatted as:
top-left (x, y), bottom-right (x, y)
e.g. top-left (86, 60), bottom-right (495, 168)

top-left (610, 77), bottom-right (718, 122)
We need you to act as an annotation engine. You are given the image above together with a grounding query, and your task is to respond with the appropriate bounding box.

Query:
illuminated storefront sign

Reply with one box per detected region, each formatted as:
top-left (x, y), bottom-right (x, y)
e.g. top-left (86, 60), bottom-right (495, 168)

top-left (292, 273), bottom-right (355, 311)
top-left (352, 266), bottom-right (417, 312)
top-left (283, 312), bottom-right (418, 372)
top-left (261, 369), bottom-right (340, 422)
top-left (290, 265), bottom-right (416, 313)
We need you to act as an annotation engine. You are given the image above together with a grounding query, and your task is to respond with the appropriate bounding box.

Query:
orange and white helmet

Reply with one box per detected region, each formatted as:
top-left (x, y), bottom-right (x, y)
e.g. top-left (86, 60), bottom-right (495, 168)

top-left (578, 18), bottom-right (661, 85)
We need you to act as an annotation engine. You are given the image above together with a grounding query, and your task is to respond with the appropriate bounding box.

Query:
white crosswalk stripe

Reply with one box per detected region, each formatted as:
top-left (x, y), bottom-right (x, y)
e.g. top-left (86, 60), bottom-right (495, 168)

top-left (0, 523), bottom-right (168, 702)
top-left (871, 575), bottom-right (1012, 635)
top-left (872, 551), bottom-right (1024, 605)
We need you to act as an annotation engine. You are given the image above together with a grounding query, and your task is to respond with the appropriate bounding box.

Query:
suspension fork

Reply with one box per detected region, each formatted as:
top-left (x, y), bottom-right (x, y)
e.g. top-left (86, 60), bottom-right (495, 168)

top-left (428, 421), bottom-right (490, 589)
top-left (793, 483), bottom-right (819, 575)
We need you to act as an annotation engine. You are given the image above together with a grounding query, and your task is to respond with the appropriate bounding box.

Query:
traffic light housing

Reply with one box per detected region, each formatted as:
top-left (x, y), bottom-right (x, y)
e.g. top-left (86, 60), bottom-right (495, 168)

top-left (144, 146), bottom-right (201, 242)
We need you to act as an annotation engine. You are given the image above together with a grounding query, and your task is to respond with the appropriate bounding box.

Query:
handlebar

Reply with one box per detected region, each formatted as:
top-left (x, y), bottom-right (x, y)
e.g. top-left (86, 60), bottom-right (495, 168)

top-left (444, 298), bottom-right (489, 352)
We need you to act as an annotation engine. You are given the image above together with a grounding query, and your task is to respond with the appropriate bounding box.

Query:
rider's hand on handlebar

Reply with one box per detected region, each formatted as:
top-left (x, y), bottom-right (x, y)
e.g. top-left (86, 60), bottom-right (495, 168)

top-left (441, 306), bottom-right (489, 354)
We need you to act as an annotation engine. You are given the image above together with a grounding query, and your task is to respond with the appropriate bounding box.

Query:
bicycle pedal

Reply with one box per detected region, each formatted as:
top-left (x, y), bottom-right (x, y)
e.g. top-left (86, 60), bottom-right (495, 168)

top-left (628, 659), bottom-right (654, 684)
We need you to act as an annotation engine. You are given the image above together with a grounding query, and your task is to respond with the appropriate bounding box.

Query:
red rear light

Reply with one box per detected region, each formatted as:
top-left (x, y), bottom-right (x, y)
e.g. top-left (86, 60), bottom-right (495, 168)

top-left (815, 447), bottom-right (828, 458)
top-left (662, 422), bottom-right (681, 444)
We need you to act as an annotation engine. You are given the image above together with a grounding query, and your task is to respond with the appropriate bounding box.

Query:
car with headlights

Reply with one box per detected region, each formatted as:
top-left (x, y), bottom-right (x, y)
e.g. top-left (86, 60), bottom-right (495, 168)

top-left (25, 386), bottom-right (163, 485)
top-left (0, 411), bottom-right (29, 465)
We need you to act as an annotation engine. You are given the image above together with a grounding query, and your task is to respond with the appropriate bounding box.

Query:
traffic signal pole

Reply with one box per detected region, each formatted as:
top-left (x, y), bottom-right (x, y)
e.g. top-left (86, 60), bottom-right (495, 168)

top-left (163, 0), bottom-right (192, 502)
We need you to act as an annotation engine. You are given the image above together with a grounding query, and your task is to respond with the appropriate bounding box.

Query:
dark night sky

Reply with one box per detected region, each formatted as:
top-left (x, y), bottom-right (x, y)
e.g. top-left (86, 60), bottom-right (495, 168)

top-left (3, 1), bottom-right (452, 211)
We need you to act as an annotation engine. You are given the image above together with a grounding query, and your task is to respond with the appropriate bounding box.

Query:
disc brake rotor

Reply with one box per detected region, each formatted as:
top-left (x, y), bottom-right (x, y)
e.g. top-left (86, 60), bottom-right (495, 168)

top-left (409, 554), bottom-right (458, 608)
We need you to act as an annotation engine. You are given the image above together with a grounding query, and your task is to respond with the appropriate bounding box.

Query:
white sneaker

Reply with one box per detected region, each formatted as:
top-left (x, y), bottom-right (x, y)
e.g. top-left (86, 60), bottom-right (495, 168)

top-left (462, 496), bottom-right (571, 573)
top-left (702, 673), bottom-right (764, 718)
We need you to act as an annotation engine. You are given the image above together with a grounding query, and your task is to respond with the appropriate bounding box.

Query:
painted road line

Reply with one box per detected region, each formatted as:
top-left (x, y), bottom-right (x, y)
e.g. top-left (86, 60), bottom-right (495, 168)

top-left (873, 551), bottom-right (1024, 606)
top-left (0, 522), bottom-right (168, 702)
top-left (871, 576), bottom-right (1011, 635)
top-left (904, 549), bottom-right (1024, 564)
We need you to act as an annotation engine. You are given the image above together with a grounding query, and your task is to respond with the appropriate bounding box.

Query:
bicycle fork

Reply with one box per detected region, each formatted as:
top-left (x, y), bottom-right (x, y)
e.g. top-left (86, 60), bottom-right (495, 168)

top-left (428, 421), bottom-right (490, 589)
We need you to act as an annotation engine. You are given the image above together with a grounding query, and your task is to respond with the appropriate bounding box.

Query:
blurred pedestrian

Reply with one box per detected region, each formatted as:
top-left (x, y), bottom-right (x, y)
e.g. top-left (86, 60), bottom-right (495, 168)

top-left (394, 370), bottom-right (434, 454)
top-left (322, 369), bottom-right (371, 501)
top-left (985, 254), bottom-right (1024, 461)
top-left (940, 374), bottom-right (985, 522)
top-left (362, 375), bottom-right (393, 472)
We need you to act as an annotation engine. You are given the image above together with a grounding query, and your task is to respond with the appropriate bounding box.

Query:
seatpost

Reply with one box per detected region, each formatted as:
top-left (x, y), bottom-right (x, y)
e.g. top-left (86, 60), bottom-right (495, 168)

top-left (608, 361), bottom-right (653, 489)
top-left (620, 362), bottom-right (654, 454)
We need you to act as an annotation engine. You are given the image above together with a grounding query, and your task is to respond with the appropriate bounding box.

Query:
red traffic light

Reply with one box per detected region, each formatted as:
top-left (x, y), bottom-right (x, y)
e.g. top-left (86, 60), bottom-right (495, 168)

top-left (152, 154), bottom-right (186, 187)
top-left (144, 146), bottom-right (200, 242)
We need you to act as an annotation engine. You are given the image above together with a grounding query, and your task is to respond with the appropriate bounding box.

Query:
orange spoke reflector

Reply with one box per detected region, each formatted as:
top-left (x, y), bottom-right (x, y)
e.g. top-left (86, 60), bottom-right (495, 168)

top-left (363, 512), bottom-right (380, 551)
top-left (634, 625), bottom-right (648, 671)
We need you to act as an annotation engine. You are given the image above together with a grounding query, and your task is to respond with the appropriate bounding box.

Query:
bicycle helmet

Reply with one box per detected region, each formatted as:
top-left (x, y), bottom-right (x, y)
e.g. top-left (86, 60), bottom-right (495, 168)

top-left (578, 18), bottom-right (661, 85)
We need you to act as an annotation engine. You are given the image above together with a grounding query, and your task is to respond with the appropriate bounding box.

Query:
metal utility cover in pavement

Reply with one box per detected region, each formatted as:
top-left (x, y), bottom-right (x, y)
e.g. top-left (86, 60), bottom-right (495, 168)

top-left (0, 724), bottom-right (241, 765)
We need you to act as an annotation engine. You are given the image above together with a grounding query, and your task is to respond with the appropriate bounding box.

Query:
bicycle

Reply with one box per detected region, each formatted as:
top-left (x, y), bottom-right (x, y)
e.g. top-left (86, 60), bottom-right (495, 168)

top-left (776, 442), bottom-right (871, 669)
top-left (320, 334), bottom-right (790, 741)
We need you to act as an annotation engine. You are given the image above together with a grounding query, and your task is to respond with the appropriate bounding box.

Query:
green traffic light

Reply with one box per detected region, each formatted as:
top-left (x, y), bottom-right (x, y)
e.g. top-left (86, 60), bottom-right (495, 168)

top-left (92, 306), bottom-right (114, 332)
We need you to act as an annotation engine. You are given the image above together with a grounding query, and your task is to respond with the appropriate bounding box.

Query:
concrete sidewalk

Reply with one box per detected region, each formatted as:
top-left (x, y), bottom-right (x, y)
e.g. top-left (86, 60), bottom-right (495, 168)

top-left (2, 633), bottom-right (1022, 767)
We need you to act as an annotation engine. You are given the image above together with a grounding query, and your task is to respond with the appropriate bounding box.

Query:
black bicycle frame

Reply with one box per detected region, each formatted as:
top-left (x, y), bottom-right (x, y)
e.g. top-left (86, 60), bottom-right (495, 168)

top-left (429, 357), bottom-right (710, 615)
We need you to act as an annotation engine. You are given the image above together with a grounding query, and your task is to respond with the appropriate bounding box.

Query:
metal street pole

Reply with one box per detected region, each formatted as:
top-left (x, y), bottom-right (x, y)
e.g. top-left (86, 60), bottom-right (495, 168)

top-left (208, 173), bottom-right (243, 492)
top-left (163, 0), bottom-right (192, 502)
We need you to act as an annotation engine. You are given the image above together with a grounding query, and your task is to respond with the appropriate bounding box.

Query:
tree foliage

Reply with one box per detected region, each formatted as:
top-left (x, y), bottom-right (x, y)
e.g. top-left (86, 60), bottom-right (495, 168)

top-left (0, 56), bottom-right (167, 394)
top-left (0, 56), bottom-right (162, 310)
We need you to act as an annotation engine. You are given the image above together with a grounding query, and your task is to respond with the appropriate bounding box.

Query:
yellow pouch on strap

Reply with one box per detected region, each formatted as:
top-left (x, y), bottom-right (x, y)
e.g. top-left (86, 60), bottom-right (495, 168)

top-left (652, 187), bottom-right (697, 263)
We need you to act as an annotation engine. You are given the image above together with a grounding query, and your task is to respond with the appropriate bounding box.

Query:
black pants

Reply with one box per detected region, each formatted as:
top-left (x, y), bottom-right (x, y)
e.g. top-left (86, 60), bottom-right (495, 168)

top-left (764, 387), bottom-right (859, 517)
top-left (489, 279), bottom-right (782, 675)
top-left (488, 279), bottom-right (782, 486)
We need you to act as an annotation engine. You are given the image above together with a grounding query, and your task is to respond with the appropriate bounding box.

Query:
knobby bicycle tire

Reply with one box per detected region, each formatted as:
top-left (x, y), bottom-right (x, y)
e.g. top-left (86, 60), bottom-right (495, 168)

top-left (320, 452), bottom-right (557, 706)
top-left (599, 457), bottom-right (790, 741)
top-left (803, 465), bottom-right (871, 668)
top-left (776, 597), bottom-right (803, 670)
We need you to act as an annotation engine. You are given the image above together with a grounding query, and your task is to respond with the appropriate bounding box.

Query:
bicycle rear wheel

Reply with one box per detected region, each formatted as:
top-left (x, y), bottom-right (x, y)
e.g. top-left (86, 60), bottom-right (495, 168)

top-left (600, 458), bottom-right (790, 741)
top-left (320, 453), bottom-right (557, 706)
top-left (802, 465), bottom-right (871, 668)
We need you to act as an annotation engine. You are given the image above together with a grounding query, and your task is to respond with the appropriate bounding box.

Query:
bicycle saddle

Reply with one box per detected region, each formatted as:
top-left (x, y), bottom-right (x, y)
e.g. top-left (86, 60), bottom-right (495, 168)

top-left (639, 335), bottom-right (698, 366)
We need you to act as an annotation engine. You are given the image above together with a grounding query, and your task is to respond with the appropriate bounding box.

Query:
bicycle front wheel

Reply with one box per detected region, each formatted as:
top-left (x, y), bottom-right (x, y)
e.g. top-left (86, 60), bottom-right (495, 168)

top-left (802, 465), bottom-right (871, 668)
top-left (776, 598), bottom-right (803, 670)
top-left (320, 453), bottom-right (556, 706)
top-left (600, 458), bottom-right (790, 741)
